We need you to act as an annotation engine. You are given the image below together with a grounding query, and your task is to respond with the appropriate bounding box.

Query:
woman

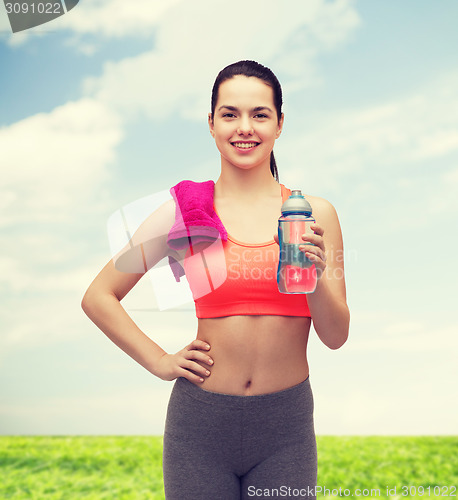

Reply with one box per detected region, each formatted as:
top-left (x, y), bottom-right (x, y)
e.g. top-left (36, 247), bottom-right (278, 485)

top-left (82, 60), bottom-right (349, 500)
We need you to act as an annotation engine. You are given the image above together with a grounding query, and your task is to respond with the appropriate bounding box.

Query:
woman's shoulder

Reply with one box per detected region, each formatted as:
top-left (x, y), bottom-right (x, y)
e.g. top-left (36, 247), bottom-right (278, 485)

top-left (144, 198), bottom-right (177, 251)
top-left (303, 194), bottom-right (341, 230)
top-left (158, 197), bottom-right (176, 218)
top-left (304, 193), bottom-right (337, 214)
top-left (135, 196), bottom-right (175, 229)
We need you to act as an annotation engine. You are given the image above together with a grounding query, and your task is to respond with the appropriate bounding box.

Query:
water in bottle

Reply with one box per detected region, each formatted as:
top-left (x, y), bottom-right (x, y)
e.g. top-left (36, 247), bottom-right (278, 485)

top-left (277, 189), bottom-right (317, 294)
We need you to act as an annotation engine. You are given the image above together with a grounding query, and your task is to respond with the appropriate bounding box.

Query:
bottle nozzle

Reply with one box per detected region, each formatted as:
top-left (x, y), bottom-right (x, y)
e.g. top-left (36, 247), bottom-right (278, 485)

top-left (281, 188), bottom-right (312, 215)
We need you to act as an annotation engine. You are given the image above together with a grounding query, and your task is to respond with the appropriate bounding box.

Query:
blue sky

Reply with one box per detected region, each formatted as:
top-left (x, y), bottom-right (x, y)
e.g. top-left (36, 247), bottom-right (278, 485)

top-left (1, 0), bottom-right (457, 435)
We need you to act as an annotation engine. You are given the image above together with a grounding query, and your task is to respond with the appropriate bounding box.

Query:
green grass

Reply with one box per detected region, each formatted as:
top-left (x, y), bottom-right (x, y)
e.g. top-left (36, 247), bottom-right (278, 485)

top-left (0, 436), bottom-right (456, 499)
top-left (316, 436), bottom-right (457, 499)
top-left (0, 436), bottom-right (164, 499)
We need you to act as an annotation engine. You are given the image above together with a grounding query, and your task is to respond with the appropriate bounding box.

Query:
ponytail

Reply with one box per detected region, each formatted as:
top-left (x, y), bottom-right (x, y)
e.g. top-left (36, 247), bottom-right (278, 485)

top-left (270, 152), bottom-right (279, 182)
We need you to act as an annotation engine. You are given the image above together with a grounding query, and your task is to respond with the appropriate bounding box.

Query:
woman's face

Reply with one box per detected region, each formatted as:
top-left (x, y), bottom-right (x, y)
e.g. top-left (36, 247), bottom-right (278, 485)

top-left (209, 75), bottom-right (283, 172)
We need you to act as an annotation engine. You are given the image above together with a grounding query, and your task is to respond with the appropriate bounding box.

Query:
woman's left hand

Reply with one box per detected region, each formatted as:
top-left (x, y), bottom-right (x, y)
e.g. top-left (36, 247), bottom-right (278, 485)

top-left (300, 223), bottom-right (326, 280)
top-left (273, 223), bottom-right (327, 280)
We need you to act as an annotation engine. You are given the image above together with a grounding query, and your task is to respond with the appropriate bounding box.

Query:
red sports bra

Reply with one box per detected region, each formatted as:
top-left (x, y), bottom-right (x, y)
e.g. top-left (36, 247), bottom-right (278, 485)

top-left (182, 184), bottom-right (311, 319)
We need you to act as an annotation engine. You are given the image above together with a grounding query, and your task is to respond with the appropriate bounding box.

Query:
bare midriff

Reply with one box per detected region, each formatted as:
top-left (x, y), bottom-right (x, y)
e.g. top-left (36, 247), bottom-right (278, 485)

top-left (192, 315), bottom-right (311, 396)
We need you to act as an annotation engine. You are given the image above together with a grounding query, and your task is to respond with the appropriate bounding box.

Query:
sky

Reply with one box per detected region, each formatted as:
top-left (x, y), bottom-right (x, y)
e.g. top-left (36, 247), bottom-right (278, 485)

top-left (0, 0), bottom-right (457, 436)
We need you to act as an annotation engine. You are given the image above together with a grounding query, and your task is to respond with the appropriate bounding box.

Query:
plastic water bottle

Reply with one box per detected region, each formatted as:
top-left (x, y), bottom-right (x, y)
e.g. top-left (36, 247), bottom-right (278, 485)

top-left (277, 189), bottom-right (317, 294)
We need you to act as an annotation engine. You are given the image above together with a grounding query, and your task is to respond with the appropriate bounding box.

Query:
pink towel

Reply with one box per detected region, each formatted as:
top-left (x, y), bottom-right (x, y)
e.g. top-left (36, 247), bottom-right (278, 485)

top-left (167, 179), bottom-right (227, 282)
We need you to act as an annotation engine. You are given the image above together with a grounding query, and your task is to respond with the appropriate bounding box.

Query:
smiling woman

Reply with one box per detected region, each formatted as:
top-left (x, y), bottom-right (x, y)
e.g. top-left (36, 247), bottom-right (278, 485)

top-left (209, 61), bottom-right (285, 183)
top-left (82, 59), bottom-right (349, 500)
top-left (209, 76), bottom-right (283, 172)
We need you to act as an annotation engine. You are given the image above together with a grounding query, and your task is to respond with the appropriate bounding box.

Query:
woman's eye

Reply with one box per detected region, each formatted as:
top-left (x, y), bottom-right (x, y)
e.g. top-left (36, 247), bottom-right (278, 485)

top-left (254, 114), bottom-right (268, 119)
top-left (222, 113), bottom-right (236, 118)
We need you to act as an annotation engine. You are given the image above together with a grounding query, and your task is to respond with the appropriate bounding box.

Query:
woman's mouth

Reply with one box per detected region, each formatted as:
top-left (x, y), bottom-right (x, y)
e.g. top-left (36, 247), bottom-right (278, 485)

top-left (231, 142), bottom-right (260, 151)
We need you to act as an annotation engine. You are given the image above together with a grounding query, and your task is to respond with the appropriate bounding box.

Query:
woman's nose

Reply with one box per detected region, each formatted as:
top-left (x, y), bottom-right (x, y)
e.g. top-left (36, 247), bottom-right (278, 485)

top-left (237, 117), bottom-right (253, 135)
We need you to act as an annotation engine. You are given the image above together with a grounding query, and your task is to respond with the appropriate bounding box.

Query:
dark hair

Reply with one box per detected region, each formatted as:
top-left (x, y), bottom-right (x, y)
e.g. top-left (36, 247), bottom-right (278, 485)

top-left (210, 60), bottom-right (283, 182)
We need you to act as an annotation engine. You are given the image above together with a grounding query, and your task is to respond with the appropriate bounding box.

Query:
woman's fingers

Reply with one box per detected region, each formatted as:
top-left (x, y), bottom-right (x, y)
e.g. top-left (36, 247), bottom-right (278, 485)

top-left (182, 358), bottom-right (211, 378)
top-left (185, 341), bottom-right (213, 366)
top-left (310, 223), bottom-right (324, 236)
top-left (174, 340), bottom-right (213, 382)
top-left (183, 355), bottom-right (213, 371)
top-left (299, 243), bottom-right (326, 262)
top-left (156, 339), bottom-right (213, 382)
top-left (299, 223), bottom-right (327, 279)
top-left (190, 339), bottom-right (211, 351)
top-left (302, 227), bottom-right (324, 248)
top-left (301, 234), bottom-right (321, 246)
top-left (178, 366), bottom-right (207, 383)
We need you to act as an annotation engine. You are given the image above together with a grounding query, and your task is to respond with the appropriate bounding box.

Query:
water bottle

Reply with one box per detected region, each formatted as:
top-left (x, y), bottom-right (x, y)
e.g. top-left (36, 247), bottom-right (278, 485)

top-left (277, 189), bottom-right (317, 294)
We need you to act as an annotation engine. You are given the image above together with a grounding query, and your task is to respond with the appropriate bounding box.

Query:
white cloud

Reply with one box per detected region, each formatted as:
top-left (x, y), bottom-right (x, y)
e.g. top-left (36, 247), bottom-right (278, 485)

top-left (0, 98), bottom-right (122, 225)
top-left (61, 0), bottom-right (182, 38)
top-left (308, 309), bottom-right (457, 435)
top-left (3, 0), bottom-right (360, 52)
top-left (276, 70), bottom-right (458, 226)
top-left (314, 384), bottom-right (457, 435)
top-left (340, 312), bottom-right (458, 354)
top-left (428, 165), bottom-right (458, 215)
top-left (281, 71), bottom-right (458, 176)
top-left (1, 0), bottom-right (181, 46)
top-left (0, 98), bottom-right (124, 356)
top-left (81, 0), bottom-right (360, 121)
top-left (0, 254), bottom-right (109, 295)
top-left (443, 167), bottom-right (458, 184)
top-left (0, 1), bottom-right (11, 30)
top-left (0, 385), bottom-right (173, 434)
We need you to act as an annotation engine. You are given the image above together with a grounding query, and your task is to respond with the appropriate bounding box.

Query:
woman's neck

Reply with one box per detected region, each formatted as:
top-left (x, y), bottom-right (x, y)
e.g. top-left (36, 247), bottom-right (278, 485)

top-left (215, 161), bottom-right (280, 202)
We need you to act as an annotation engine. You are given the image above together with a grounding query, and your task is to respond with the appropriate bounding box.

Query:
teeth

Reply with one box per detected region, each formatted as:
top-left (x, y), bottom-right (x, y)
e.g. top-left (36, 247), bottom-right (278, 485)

top-left (233, 142), bottom-right (258, 148)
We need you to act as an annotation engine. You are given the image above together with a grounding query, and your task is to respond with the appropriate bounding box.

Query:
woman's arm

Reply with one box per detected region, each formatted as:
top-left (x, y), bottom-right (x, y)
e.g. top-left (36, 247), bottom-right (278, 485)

top-left (81, 199), bottom-right (213, 382)
top-left (303, 197), bottom-right (350, 349)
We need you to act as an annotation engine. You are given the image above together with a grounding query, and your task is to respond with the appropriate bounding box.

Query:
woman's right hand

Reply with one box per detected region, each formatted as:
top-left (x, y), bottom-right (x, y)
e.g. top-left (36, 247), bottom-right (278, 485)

top-left (155, 340), bottom-right (213, 383)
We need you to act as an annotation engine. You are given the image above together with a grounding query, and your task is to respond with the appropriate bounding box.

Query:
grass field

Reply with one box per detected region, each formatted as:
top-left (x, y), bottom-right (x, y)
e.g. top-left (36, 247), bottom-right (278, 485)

top-left (0, 436), bottom-right (456, 499)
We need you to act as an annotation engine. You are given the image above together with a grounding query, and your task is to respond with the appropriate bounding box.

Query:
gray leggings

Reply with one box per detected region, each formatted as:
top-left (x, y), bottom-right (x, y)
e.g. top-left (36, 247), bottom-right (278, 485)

top-left (163, 376), bottom-right (317, 500)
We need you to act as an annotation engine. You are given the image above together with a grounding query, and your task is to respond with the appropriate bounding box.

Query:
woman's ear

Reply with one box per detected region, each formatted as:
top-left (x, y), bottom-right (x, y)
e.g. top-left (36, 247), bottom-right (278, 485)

top-left (208, 113), bottom-right (215, 137)
top-left (276, 113), bottom-right (284, 138)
